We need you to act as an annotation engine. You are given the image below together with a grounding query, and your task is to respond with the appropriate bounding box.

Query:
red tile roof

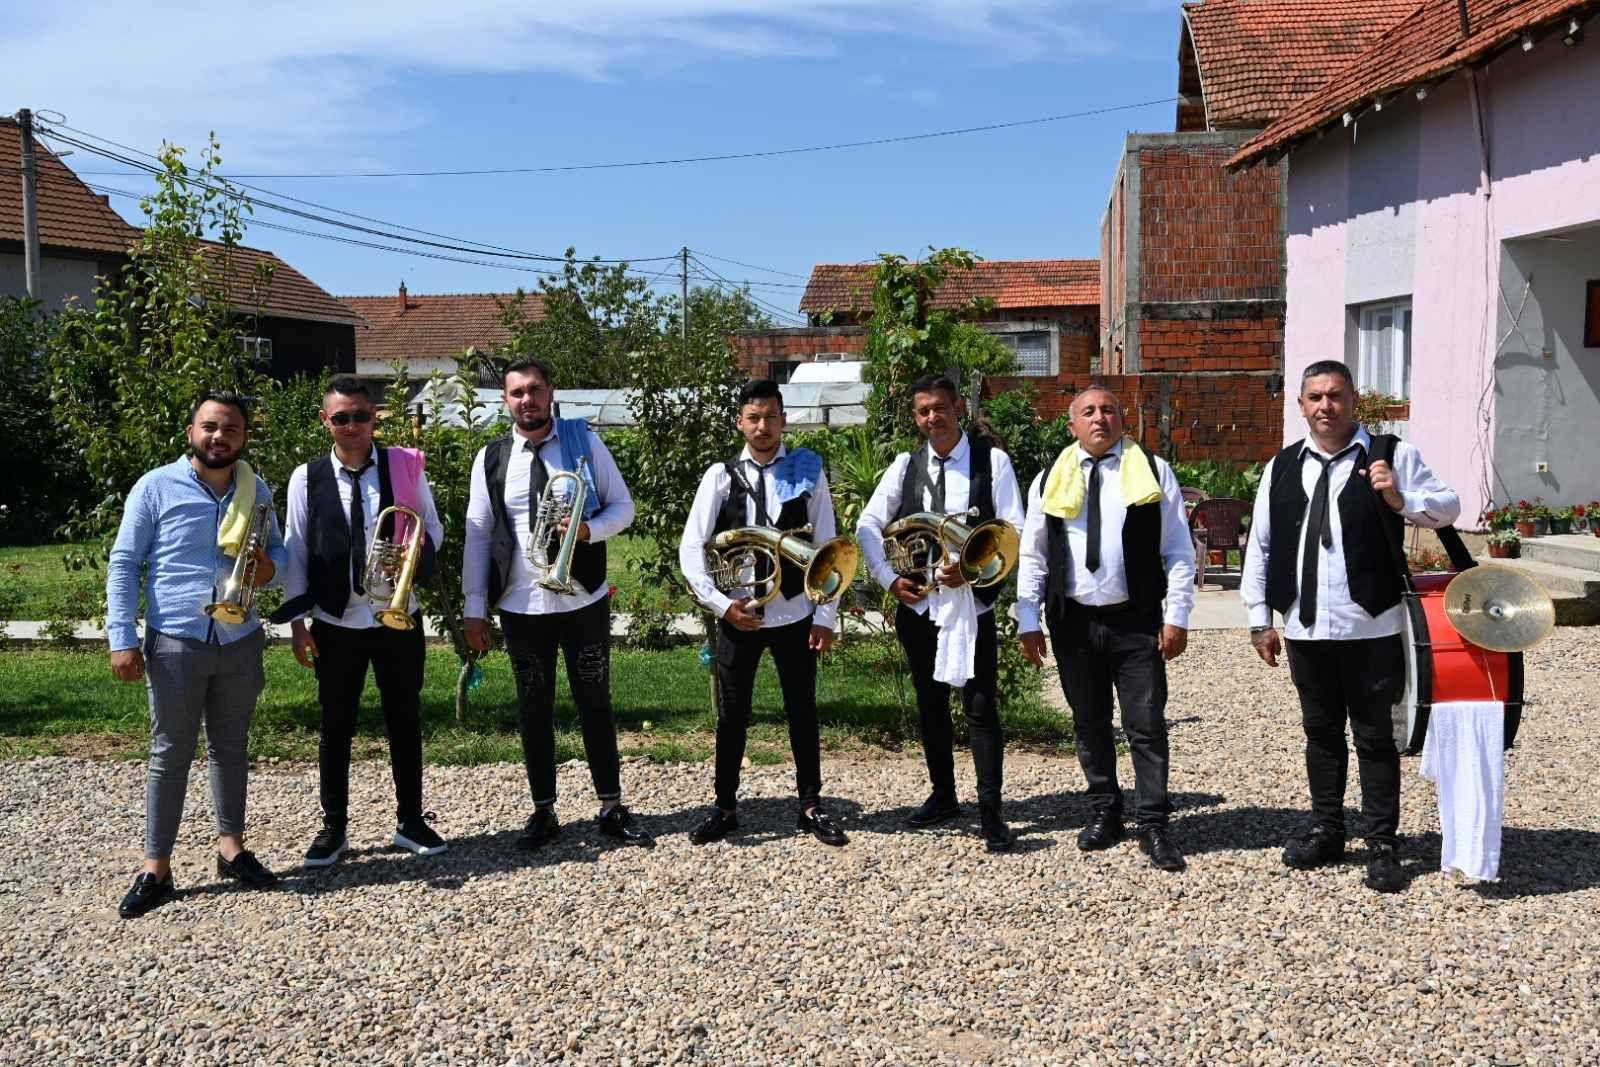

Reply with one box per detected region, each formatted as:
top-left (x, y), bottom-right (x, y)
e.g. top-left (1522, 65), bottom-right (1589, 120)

top-left (1232, 0), bottom-right (1597, 166)
top-left (1182, 0), bottom-right (1422, 129)
top-left (204, 242), bottom-right (367, 326)
top-left (799, 259), bottom-right (1099, 316)
top-left (342, 289), bottom-right (544, 366)
top-left (0, 118), bottom-right (143, 255)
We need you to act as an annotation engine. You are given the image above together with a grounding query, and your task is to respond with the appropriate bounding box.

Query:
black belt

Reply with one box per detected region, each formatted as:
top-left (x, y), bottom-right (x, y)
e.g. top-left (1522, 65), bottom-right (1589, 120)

top-left (1064, 599), bottom-right (1135, 618)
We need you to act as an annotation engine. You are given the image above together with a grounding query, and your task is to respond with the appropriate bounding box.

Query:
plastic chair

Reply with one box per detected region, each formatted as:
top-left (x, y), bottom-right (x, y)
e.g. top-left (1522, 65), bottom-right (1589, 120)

top-left (1189, 497), bottom-right (1252, 589)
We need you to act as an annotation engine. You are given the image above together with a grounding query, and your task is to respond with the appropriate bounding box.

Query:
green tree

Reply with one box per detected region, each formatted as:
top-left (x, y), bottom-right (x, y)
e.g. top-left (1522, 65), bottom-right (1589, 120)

top-left (0, 297), bottom-right (90, 544)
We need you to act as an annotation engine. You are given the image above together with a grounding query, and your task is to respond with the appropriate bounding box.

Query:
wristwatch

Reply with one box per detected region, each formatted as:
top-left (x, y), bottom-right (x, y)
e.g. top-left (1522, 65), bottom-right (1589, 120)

top-left (1249, 626), bottom-right (1273, 636)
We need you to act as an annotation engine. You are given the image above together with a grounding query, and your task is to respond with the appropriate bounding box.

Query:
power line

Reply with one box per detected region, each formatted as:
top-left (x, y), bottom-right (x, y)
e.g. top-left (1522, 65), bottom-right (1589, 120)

top-left (690, 249), bottom-right (808, 280)
top-left (689, 257), bottom-right (805, 325)
top-left (69, 97), bottom-right (1176, 179)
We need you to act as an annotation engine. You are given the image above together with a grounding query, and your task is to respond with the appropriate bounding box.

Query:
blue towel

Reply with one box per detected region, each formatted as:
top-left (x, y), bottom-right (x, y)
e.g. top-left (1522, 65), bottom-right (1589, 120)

top-left (555, 417), bottom-right (601, 519)
top-left (772, 448), bottom-right (823, 504)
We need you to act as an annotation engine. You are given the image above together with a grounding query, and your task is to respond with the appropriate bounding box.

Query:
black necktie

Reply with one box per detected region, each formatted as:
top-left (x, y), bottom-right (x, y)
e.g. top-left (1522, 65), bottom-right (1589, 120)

top-left (930, 455), bottom-right (948, 514)
top-left (1084, 455), bottom-right (1106, 574)
top-left (344, 462), bottom-right (373, 594)
top-left (1297, 450), bottom-right (1340, 628)
top-left (525, 440), bottom-right (547, 542)
top-left (752, 460), bottom-right (774, 526)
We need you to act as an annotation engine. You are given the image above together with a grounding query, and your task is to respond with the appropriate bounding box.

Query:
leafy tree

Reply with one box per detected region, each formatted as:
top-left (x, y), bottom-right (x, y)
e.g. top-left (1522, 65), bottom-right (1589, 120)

top-left (0, 297), bottom-right (89, 544)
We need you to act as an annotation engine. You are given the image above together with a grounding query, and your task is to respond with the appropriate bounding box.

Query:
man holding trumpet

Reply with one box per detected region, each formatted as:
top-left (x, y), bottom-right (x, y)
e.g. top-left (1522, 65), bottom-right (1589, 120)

top-left (276, 376), bottom-right (447, 868)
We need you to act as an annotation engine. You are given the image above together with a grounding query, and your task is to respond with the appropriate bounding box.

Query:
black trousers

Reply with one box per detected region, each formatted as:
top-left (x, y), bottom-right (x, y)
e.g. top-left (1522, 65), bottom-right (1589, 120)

top-left (1285, 635), bottom-right (1405, 846)
top-left (714, 616), bottom-right (822, 810)
top-left (500, 597), bottom-right (620, 808)
top-left (311, 615), bottom-right (426, 827)
top-left (894, 604), bottom-right (1004, 809)
top-left (1047, 603), bottom-right (1171, 827)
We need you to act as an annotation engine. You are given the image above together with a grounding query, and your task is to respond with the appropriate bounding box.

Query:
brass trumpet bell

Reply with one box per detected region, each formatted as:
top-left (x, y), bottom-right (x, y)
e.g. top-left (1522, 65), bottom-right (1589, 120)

top-left (882, 509), bottom-right (1020, 592)
top-left (1443, 564), bottom-right (1555, 653)
top-left (705, 524), bottom-right (859, 608)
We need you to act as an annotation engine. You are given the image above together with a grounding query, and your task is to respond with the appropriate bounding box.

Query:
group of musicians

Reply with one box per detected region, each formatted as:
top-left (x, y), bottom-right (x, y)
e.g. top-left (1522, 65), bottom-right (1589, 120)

top-left (106, 356), bottom-right (1458, 919)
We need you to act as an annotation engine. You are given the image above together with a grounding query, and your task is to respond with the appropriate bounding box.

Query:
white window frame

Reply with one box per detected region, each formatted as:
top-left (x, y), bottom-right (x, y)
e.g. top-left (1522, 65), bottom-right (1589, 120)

top-left (240, 335), bottom-right (273, 363)
top-left (983, 322), bottom-right (1059, 377)
top-left (1356, 300), bottom-right (1412, 399)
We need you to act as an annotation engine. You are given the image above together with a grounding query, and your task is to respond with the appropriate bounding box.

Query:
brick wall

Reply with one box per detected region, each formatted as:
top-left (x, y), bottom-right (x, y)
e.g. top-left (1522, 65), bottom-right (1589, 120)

top-left (731, 327), bottom-right (867, 378)
top-left (1136, 144), bottom-right (1282, 304)
top-left (1137, 316), bottom-right (1282, 372)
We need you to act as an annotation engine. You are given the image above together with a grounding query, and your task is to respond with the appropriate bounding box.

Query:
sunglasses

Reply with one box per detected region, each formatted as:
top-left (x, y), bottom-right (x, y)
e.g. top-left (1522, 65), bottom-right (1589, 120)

top-left (328, 410), bottom-right (375, 426)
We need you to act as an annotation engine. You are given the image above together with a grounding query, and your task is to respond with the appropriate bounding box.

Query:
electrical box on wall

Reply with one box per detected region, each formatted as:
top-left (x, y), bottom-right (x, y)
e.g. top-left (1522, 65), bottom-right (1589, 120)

top-left (1536, 461), bottom-right (1551, 473)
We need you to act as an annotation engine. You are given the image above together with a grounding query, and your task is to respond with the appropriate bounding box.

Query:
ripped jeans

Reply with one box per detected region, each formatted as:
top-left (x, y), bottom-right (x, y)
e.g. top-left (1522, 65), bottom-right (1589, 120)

top-left (500, 597), bottom-right (621, 807)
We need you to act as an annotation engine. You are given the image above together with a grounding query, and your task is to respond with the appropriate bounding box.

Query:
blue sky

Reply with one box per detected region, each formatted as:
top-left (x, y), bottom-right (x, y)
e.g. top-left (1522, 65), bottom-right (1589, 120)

top-left (15, 1), bottom-right (1186, 319)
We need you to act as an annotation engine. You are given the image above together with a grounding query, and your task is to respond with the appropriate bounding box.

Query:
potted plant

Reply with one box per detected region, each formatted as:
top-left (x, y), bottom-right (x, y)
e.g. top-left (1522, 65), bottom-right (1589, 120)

top-left (1479, 504), bottom-right (1515, 531)
top-left (1572, 502), bottom-right (1590, 535)
top-left (1590, 502), bottom-right (1600, 537)
top-left (1510, 499), bottom-right (1543, 538)
top-left (1486, 528), bottom-right (1520, 559)
top-left (1548, 504), bottom-right (1576, 536)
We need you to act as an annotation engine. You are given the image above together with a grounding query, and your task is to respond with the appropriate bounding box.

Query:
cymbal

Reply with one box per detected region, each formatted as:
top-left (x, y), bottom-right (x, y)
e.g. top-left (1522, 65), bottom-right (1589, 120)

top-left (1443, 564), bottom-right (1556, 653)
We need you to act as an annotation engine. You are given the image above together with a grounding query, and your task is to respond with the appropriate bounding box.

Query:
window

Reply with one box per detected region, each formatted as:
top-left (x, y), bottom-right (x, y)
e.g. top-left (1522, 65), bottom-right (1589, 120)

top-left (240, 336), bottom-right (273, 364)
top-left (1585, 280), bottom-right (1600, 348)
top-left (768, 359), bottom-right (801, 384)
top-left (1357, 300), bottom-right (1412, 398)
top-left (985, 324), bottom-right (1059, 377)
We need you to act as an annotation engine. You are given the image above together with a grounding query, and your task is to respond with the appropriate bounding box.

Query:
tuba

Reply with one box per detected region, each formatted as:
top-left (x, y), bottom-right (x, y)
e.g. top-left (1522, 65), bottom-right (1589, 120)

top-left (364, 505), bottom-right (426, 630)
top-left (882, 507), bottom-right (1019, 595)
top-left (528, 457), bottom-right (589, 596)
top-left (205, 503), bottom-right (274, 624)
top-left (705, 524), bottom-right (859, 608)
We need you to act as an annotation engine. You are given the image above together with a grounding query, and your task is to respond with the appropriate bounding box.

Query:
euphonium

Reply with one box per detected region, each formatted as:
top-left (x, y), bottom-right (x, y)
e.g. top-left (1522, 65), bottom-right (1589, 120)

top-left (704, 524), bottom-right (860, 608)
top-left (528, 457), bottom-right (589, 596)
top-left (364, 504), bottom-right (426, 631)
top-left (205, 503), bottom-right (273, 624)
top-left (881, 506), bottom-right (1020, 594)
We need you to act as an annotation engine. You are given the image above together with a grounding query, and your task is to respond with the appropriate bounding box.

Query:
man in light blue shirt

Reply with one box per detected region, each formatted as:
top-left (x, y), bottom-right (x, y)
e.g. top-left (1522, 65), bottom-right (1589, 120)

top-left (106, 392), bottom-right (287, 919)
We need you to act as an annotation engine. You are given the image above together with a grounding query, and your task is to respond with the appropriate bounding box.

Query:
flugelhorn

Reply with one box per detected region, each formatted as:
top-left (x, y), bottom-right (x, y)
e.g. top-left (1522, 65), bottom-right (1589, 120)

top-left (704, 524), bottom-right (859, 608)
top-left (882, 507), bottom-right (1019, 594)
top-left (205, 503), bottom-right (273, 624)
top-left (365, 504), bottom-right (426, 631)
top-left (528, 457), bottom-right (589, 595)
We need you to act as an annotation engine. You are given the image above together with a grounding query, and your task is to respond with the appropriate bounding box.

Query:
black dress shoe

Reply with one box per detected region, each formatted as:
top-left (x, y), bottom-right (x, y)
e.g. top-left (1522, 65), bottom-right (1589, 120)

top-left (217, 849), bottom-right (278, 888)
top-left (1364, 843), bottom-right (1404, 894)
top-left (979, 809), bottom-right (1014, 853)
top-left (597, 805), bottom-right (654, 846)
top-left (906, 793), bottom-right (961, 828)
top-left (1137, 826), bottom-right (1186, 872)
top-left (1077, 810), bottom-right (1125, 852)
top-left (689, 807), bottom-right (738, 845)
top-left (797, 806), bottom-right (849, 847)
top-left (516, 809), bottom-right (561, 851)
top-left (119, 872), bottom-right (175, 919)
top-left (1282, 827), bottom-right (1346, 870)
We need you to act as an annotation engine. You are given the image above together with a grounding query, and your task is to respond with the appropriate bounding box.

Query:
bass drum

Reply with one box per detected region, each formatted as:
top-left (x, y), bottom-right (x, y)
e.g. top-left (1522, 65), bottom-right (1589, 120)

top-left (1392, 572), bottom-right (1524, 756)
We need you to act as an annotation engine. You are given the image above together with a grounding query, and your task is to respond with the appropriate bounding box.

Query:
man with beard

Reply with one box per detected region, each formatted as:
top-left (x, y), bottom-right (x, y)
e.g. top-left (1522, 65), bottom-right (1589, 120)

top-left (463, 356), bottom-right (651, 850)
top-left (107, 392), bottom-right (287, 918)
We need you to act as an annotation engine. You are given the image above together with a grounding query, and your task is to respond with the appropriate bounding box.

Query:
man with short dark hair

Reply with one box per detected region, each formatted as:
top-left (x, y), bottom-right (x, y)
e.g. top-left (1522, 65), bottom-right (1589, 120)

top-left (107, 392), bottom-right (286, 918)
top-left (1241, 360), bottom-right (1459, 893)
top-left (463, 357), bottom-right (650, 850)
top-left (857, 374), bottom-right (1026, 852)
top-left (678, 378), bottom-right (848, 847)
top-left (274, 375), bottom-right (448, 868)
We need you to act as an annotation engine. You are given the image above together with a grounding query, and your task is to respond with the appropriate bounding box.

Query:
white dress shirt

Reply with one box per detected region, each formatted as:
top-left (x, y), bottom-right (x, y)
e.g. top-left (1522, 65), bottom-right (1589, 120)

top-left (678, 444), bottom-right (841, 631)
top-left (463, 425), bottom-right (635, 619)
top-left (1015, 440), bottom-right (1196, 633)
top-left (281, 446), bottom-right (445, 629)
top-left (1240, 427), bottom-right (1460, 640)
top-left (856, 433), bottom-right (1026, 618)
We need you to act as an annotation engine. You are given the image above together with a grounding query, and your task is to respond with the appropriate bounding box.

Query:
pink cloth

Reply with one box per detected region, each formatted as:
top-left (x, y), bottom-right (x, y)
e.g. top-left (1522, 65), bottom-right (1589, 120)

top-left (385, 447), bottom-right (426, 537)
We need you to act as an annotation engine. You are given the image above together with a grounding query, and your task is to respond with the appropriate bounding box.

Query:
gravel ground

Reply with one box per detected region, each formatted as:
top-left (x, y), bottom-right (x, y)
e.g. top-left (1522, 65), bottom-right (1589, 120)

top-left (2, 628), bottom-right (1598, 1065)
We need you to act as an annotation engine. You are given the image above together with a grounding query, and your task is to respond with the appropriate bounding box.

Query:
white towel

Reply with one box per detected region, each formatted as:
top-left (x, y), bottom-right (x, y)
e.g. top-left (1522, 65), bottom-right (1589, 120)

top-left (1419, 700), bottom-right (1506, 882)
top-left (930, 581), bottom-right (978, 687)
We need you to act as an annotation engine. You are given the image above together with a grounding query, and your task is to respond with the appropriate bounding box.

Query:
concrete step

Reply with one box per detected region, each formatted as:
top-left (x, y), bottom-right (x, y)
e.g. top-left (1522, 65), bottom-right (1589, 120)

top-left (1483, 556), bottom-right (1600, 625)
top-left (1519, 533), bottom-right (1600, 573)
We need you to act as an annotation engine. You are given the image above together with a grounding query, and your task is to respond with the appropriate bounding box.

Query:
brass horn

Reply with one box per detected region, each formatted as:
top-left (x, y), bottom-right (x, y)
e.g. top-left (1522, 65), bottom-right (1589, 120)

top-left (882, 507), bottom-right (1020, 595)
top-left (528, 457), bottom-right (590, 596)
top-left (205, 503), bottom-right (274, 624)
top-left (365, 504), bottom-right (426, 631)
top-left (704, 524), bottom-right (860, 608)
top-left (1443, 564), bottom-right (1556, 653)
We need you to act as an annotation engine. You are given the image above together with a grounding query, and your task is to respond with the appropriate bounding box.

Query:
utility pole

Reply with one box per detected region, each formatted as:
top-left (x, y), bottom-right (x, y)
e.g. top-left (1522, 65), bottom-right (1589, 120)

top-left (16, 108), bottom-right (42, 300)
top-left (680, 246), bottom-right (690, 353)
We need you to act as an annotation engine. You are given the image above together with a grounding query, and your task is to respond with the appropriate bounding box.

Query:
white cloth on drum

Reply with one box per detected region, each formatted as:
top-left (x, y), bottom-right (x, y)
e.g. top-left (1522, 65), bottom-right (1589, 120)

top-left (1419, 700), bottom-right (1505, 882)
top-left (930, 581), bottom-right (977, 687)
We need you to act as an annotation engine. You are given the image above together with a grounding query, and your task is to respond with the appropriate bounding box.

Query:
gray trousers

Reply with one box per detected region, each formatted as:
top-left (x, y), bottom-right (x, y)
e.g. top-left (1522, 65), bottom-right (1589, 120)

top-left (143, 627), bottom-right (267, 859)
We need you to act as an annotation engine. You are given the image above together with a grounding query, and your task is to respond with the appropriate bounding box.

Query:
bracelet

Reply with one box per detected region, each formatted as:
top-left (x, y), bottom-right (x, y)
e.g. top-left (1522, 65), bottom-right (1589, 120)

top-left (1249, 626), bottom-right (1272, 636)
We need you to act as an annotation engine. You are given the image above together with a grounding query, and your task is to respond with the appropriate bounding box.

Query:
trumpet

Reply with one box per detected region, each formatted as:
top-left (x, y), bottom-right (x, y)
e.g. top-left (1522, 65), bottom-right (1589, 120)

top-left (205, 503), bottom-right (273, 624)
top-left (881, 507), bottom-right (1019, 595)
top-left (528, 457), bottom-right (589, 596)
top-left (704, 524), bottom-right (860, 608)
top-left (365, 505), bottom-right (426, 631)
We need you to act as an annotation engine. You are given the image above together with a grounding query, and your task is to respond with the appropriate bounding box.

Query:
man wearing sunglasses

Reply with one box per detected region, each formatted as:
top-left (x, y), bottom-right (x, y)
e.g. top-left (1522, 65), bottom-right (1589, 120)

top-left (274, 376), bottom-right (447, 868)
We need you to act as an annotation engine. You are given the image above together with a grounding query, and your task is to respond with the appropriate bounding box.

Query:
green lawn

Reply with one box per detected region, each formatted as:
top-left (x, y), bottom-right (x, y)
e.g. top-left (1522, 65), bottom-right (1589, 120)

top-left (0, 640), bottom-right (1062, 764)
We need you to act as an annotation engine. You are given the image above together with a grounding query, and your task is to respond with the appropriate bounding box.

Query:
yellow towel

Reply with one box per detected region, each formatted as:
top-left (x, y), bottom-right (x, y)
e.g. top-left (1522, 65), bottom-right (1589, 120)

top-left (1041, 438), bottom-right (1163, 519)
top-left (216, 459), bottom-right (259, 557)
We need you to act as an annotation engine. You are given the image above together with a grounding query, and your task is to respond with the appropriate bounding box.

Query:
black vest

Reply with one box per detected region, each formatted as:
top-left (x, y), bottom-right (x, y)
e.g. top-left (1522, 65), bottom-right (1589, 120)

top-left (268, 446), bottom-right (437, 624)
top-left (483, 434), bottom-right (607, 603)
top-left (1264, 435), bottom-right (1404, 619)
top-left (1043, 445), bottom-right (1167, 625)
top-left (713, 455), bottom-right (813, 601)
top-left (897, 435), bottom-right (1004, 608)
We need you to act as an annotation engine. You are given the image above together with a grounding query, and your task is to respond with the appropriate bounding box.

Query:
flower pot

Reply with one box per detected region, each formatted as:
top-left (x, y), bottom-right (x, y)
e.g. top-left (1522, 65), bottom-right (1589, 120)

top-left (1487, 541), bottom-right (1519, 559)
top-left (1593, 524), bottom-right (1600, 538)
top-left (1549, 518), bottom-right (1572, 535)
top-left (1515, 520), bottom-right (1539, 538)
top-left (1208, 549), bottom-right (1226, 566)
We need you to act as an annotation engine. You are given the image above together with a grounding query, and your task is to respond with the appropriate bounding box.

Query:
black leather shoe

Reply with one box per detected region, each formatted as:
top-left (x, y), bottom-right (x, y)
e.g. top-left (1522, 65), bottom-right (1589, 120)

top-left (516, 809), bottom-right (561, 851)
top-left (906, 793), bottom-right (961, 828)
top-left (1137, 826), bottom-right (1186, 872)
top-left (597, 805), bottom-right (654, 846)
top-left (217, 849), bottom-right (278, 888)
top-left (119, 872), bottom-right (175, 919)
top-left (797, 806), bottom-right (848, 847)
top-left (1364, 843), bottom-right (1404, 893)
top-left (1282, 827), bottom-right (1346, 870)
top-left (1077, 810), bottom-right (1124, 851)
top-left (979, 809), bottom-right (1014, 853)
top-left (689, 807), bottom-right (738, 845)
